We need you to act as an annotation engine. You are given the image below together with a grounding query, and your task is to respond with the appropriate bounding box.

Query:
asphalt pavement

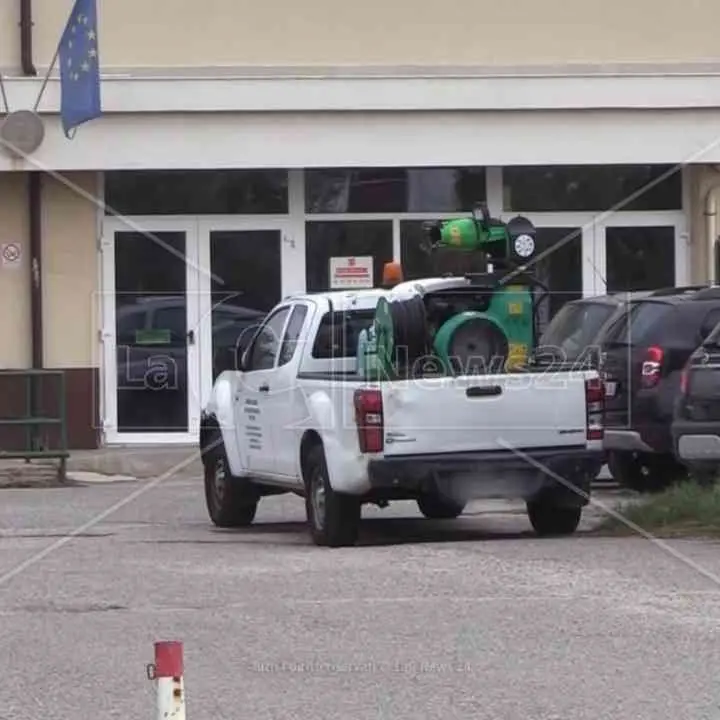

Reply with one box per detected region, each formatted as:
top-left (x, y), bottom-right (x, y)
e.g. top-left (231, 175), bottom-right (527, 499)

top-left (1, 473), bottom-right (720, 720)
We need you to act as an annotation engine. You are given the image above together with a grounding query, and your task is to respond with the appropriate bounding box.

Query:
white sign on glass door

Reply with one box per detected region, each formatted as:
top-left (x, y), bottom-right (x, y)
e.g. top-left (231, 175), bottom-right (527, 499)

top-left (329, 256), bottom-right (373, 289)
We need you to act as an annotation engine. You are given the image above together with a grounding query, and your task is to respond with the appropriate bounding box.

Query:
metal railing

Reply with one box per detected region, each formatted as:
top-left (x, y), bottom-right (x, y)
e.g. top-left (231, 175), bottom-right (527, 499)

top-left (0, 369), bottom-right (69, 481)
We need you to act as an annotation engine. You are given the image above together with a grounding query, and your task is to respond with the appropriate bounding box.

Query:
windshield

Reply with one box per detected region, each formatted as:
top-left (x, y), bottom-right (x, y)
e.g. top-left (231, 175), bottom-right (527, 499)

top-left (537, 302), bottom-right (616, 361)
top-left (603, 300), bottom-right (673, 347)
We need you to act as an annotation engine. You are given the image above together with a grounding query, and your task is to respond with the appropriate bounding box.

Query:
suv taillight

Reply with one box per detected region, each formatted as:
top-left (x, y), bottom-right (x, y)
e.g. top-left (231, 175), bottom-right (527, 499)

top-left (679, 364), bottom-right (690, 395)
top-left (640, 345), bottom-right (664, 389)
top-left (353, 388), bottom-right (383, 454)
top-left (585, 377), bottom-right (604, 441)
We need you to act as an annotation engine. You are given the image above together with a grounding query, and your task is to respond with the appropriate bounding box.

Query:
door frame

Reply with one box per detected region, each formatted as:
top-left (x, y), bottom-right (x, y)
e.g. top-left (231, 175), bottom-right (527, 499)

top-left (590, 211), bottom-right (689, 293)
top-left (100, 216), bottom-right (202, 445)
top-left (196, 217), bottom-right (297, 413)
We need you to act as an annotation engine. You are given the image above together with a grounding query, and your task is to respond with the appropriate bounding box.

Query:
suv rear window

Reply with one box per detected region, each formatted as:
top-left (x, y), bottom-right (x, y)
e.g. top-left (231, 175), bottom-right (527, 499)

top-left (312, 310), bottom-right (376, 358)
top-left (538, 301), bottom-right (616, 361)
top-left (603, 300), bottom-right (673, 346)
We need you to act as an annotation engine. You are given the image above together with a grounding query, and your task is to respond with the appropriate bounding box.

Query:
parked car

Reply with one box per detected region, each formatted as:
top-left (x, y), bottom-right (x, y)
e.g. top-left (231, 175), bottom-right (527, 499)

top-left (532, 291), bottom-right (653, 368)
top-left (601, 286), bottom-right (720, 491)
top-left (200, 279), bottom-right (605, 547)
top-left (531, 290), bottom-right (674, 481)
top-left (671, 314), bottom-right (720, 484)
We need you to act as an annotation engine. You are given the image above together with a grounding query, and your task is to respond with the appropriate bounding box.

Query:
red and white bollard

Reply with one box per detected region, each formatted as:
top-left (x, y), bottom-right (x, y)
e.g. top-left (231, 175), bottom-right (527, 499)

top-left (146, 641), bottom-right (186, 720)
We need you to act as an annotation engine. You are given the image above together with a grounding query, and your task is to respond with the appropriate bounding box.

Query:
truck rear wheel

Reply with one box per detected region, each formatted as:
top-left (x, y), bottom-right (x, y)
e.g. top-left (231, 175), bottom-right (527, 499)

top-left (417, 495), bottom-right (465, 519)
top-left (304, 445), bottom-right (361, 548)
top-left (526, 502), bottom-right (581, 537)
top-left (203, 440), bottom-right (258, 528)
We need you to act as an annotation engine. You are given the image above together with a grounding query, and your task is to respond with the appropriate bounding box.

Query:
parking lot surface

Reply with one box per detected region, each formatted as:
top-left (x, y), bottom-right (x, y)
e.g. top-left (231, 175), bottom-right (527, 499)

top-left (1, 472), bottom-right (720, 720)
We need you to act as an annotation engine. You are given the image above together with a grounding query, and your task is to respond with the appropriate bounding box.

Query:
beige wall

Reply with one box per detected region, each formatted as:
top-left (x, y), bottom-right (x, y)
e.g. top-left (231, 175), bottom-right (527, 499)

top-left (2, 0), bottom-right (720, 72)
top-left (0, 174), bottom-right (30, 368)
top-left (0, 171), bottom-right (98, 369)
top-left (42, 171), bottom-right (99, 369)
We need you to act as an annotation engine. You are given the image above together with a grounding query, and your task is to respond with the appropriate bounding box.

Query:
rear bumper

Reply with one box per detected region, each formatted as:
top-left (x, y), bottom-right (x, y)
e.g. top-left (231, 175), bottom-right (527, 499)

top-left (604, 392), bottom-right (672, 455)
top-left (672, 420), bottom-right (720, 462)
top-left (367, 446), bottom-right (602, 506)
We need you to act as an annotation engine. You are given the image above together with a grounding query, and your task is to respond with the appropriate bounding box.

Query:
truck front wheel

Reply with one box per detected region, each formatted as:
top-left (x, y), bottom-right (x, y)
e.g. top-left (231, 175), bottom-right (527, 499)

top-left (526, 502), bottom-right (581, 537)
top-left (304, 445), bottom-right (361, 548)
top-left (417, 495), bottom-right (465, 519)
top-left (203, 441), bottom-right (258, 528)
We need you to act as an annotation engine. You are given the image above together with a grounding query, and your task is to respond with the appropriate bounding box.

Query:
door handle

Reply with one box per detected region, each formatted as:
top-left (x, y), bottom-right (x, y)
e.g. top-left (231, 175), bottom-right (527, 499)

top-left (466, 385), bottom-right (502, 398)
top-left (259, 383), bottom-right (270, 393)
top-left (187, 329), bottom-right (195, 345)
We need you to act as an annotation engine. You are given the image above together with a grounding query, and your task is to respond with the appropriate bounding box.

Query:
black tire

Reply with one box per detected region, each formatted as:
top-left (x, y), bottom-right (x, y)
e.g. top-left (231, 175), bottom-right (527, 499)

top-left (417, 495), bottom-right (466, 519)
top-left (527, 502), bottom-right (582, 537)
top-left (304, 445), bottom-right (361, 547)
top-left (607, 451), bottom-right (687, 493)
top-left (203, 437), bottom-right (258, 528)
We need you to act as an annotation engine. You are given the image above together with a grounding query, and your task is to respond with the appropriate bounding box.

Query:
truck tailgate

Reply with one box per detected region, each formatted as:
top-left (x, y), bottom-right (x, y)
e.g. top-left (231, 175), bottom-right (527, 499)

top-left (381, 374), bottom-right (590, 456)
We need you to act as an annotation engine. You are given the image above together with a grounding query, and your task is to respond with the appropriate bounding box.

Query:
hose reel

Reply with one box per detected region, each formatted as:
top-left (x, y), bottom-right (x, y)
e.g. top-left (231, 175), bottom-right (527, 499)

top-left (373, 292), bottom-right (511, 377)
top-left (374, 294), bottom-right (430, 377)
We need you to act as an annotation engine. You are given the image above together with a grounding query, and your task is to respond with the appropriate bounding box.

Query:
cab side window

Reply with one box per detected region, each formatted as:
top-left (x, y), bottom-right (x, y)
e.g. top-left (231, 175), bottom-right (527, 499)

top-left (246, 307), bottom-right (291, 371)
top-left (278, 305), bottom-right (309, 367)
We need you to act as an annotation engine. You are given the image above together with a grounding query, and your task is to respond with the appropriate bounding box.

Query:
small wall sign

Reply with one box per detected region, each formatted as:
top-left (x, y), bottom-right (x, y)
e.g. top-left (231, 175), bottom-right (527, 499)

top-left (329, 256), bottom-right (373, 289)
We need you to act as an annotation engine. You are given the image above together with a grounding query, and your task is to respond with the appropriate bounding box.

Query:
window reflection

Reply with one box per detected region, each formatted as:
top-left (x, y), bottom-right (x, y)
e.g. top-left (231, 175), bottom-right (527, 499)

top-left (305, 168), bottom-right (486, 214)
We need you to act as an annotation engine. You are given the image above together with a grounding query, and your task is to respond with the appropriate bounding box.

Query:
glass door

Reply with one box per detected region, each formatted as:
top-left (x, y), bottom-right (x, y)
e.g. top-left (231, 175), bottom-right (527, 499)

top-left (101, 218), bottom-right (200, 444)
top-left (197, 219), bottom-right (296, 409)
top-left (592, 213), bottom-right (688, 294)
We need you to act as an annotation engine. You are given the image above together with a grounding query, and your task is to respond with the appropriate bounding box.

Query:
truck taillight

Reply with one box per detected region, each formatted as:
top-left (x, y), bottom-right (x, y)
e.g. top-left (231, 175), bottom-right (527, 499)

top-left (585, 377), bottom-right (604, 441)
top-left (353, 388), bottom-right (384, 454)
top-left (640, 345), bottom-right (664, 388)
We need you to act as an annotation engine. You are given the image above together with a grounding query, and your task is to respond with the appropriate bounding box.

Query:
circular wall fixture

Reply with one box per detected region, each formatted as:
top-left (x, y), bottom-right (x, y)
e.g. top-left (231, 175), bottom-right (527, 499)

top-left (0, 110), bottom-right (45, 157)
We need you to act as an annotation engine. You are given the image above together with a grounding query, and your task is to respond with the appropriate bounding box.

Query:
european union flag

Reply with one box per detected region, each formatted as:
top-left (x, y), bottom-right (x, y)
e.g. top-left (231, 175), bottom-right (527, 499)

top-left (58, 0), bottom-right (101, 138)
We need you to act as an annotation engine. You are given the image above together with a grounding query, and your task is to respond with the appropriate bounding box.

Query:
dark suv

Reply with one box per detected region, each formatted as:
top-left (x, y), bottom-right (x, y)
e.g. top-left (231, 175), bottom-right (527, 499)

top-left (672, 310), bottom-right (720, 483)
top-left (601, 287), bottom-right (720, 491)
top-left (533, 291), bottom-right (653, 367)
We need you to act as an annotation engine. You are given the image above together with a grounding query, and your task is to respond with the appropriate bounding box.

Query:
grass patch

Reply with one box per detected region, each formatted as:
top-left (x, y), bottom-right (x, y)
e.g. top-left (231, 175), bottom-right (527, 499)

top-left (598, 481), bottom-right (720, 538)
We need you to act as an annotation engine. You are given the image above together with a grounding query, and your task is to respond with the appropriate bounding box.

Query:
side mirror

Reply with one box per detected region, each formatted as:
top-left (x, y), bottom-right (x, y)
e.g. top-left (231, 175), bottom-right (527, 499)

top-left (235, 346), bottom-right (248, 372)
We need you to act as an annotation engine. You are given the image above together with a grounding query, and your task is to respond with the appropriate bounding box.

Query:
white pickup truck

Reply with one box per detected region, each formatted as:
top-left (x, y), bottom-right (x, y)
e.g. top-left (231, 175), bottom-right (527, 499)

top-left (200, 278), bottom-right (605, 547)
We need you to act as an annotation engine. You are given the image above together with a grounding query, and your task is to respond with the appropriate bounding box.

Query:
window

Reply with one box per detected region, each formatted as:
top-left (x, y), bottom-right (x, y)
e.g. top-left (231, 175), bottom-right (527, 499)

top-left (305, 167), bottom-right (487, 213)
top-left (400, 220), bottom-right (491, 280)
top-left (604, 301), bottom-right (673, 347)
top-left (246, 307), bottom-right (291, 371)
top-left (305, 221), bottom-right (393, 292)
top-left (503, 165), bottom-right (682, 212)
top-left (606, 226), bottom-right (675, 293)
top-left (153, 306), bottom-right (186, 343)
top-left (538, 301), bottom-right (617, 362)
top-left (278, 305), bottom-right (309, 366)
top-left (700, 308), bottom-right (720, 341)
top-left (312, 310), bottom-right (377, 359)
top-left (116, 306), bottom-right (147, 344)
top-left (528, 227), bottom-right (583, 330)
top-left (105, 170), bottom-right (288, 215)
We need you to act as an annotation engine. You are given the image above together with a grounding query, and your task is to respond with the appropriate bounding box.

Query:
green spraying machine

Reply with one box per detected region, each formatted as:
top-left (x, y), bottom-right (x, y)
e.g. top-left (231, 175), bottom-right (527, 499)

top-left (363, 203), bottom-right (549, 379)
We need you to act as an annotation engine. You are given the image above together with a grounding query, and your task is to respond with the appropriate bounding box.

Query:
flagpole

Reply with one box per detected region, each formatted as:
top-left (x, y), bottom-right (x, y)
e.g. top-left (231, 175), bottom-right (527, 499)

top-left (32, 41), bottom-right (62, 113)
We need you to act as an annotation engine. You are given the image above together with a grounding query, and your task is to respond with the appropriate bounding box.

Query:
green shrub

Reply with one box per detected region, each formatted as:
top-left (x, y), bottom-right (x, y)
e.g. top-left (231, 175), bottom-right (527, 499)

top-left (600, 480), bottom-right (720, 537)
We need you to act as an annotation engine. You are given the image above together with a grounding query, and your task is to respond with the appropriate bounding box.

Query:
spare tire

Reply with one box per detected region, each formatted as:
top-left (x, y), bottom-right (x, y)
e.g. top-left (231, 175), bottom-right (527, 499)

top-left (433, 312), bottom-right (509, 375)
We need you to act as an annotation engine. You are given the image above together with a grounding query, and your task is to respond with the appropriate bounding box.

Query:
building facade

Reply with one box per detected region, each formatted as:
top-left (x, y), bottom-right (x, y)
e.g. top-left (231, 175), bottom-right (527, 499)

top-left (1, 0), bottom-right (720, 448)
